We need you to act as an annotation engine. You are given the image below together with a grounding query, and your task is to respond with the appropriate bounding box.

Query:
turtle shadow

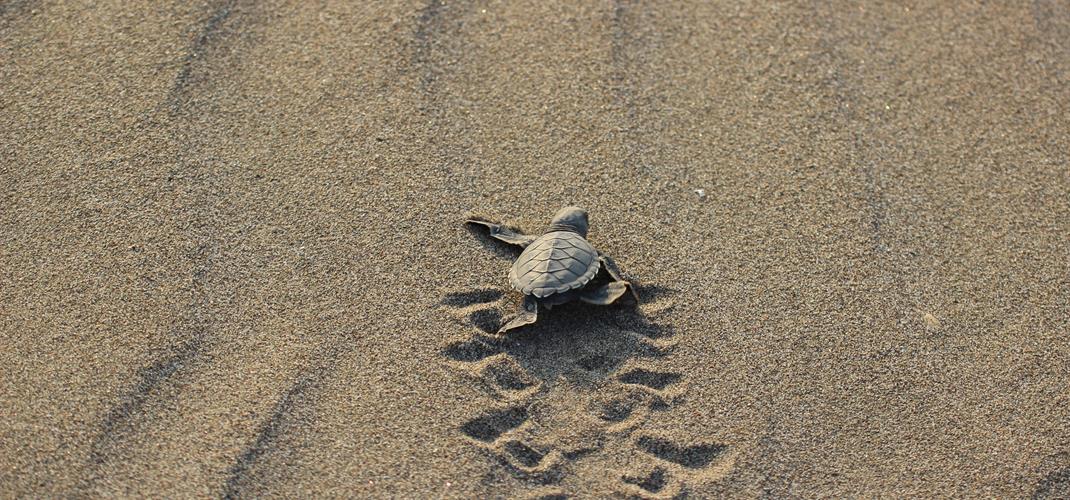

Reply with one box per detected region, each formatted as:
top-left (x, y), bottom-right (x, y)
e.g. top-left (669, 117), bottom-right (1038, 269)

top-left (442, 284), bottom-right (679, 392)
top-left (501, 304), bottom-right (668, 386)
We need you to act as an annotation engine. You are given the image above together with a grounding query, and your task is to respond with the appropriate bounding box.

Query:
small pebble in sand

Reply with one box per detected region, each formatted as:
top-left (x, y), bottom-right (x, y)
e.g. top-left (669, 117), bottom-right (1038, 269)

top-left (694, 188), bottom-right (707, 200)
top-left (923, 312), bottom-right (941, 329)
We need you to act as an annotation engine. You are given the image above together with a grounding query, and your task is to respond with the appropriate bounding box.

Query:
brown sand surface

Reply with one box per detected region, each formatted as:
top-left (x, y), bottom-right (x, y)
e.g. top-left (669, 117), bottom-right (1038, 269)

top-left (2, 1), bottom-right (1069, 498)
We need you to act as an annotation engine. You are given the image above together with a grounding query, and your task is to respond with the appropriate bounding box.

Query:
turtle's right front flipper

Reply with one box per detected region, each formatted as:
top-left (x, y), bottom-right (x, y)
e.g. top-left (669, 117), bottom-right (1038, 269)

top-left (466, 218), bottom-right (537, 248)
top-left (579, 282), bottom-right (630, 305)
top-left (598, 254), bottom-right (640, 303)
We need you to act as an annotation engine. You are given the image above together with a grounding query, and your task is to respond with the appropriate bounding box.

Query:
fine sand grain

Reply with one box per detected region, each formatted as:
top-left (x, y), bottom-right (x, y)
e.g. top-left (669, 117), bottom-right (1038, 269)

top-left (2, 1), bottom-right (1069, 498)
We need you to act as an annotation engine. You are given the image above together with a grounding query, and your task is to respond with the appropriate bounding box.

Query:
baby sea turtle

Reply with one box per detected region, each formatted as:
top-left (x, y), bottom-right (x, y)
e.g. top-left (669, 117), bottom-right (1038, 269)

top-left (467, 206), bottom-right (639, 333)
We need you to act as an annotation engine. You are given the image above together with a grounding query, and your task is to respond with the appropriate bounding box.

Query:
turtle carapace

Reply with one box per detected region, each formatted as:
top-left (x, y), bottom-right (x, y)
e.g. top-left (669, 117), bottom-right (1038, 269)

top-left (467, 206), bottom-right (639, 333)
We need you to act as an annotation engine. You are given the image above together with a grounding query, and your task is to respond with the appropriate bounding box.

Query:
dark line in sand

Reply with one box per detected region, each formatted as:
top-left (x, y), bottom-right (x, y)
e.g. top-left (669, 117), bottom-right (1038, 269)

top-left (755, 417), bottom-right (792, 499)
top-left (0, 0), bottom-right (34, 21)
top-left (165, 0), bottom-right (238, 113)
top-left (1030, 0), bottom-right (1070, 84)
top-left (86, 238), bottom-right (221, 468)
top-left (606, 0), bottom-right (677, 204)
top-left (812, 12), bottom-right (889, 256)
top-left (89, 338), bottom-right (204, 465)
top-left (408, 1), bottom-right (482, 194)
top-left (608, 0), bottom-right (642, 171)
top-left (1034, 466), bottom-right (1070, 499)
top-left (217, 374), bottom-right (316, 498)
top-left (0, 0), bottom-right (37, 39)
top-left (412, 0), bottom-right (448, 94)
top-left (83, 0), bottom-right (244, 478)
top-left (220, 352), bottom-right (344, 499)
top-left (859, 154), bottom-right (888, 254)
top-left (86, 235), bottom-right (221, 469)
top-left (85, 242), bottom-right (221, 472)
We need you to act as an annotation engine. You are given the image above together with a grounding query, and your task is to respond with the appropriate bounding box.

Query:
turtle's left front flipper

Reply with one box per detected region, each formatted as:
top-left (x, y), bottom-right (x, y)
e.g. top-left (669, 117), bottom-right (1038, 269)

top-left (597, 254), bottom-right (640, 303)
top-left (466, 219), bottom-right (537, 248)
top-left (499, 296), bottom-right (538, 334)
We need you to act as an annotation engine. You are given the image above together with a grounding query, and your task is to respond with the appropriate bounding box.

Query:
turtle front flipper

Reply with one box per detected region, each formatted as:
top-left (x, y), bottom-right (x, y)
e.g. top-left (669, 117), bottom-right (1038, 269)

top-left (498, 295), bottom-right (538, 333)
top-left (598, 254), bottom-right (640, 302)
top-left (579, 282), bottom-right (630, 305)
top-left (466, 219), bottom-right (537, 248)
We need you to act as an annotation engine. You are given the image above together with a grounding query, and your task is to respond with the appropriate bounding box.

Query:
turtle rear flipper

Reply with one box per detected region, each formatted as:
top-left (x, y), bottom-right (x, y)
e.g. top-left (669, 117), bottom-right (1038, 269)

top-left (499, 296), bottom-right (538, 334)
top-left (466, 219), bottom-right (537, 248)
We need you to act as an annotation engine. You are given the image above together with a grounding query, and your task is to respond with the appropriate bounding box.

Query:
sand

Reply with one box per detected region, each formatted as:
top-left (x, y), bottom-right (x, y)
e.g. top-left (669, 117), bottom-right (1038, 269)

top-left (1, 1), bottom-right (1068, 498)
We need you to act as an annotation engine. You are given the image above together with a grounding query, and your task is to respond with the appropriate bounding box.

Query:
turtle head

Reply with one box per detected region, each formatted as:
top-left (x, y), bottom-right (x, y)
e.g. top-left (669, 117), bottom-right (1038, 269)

top-left (547, 206), bottom-right (589, 237)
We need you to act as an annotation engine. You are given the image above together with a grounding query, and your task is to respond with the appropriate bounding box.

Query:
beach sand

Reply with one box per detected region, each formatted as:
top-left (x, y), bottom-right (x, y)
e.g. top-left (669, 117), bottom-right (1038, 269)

top-left (2, 1), bottom-right (1068, 497)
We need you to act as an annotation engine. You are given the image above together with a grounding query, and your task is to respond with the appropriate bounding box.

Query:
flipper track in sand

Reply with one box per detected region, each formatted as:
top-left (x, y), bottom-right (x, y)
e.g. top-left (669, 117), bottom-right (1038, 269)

top-left (438, 284), bottom-right (736, 495)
